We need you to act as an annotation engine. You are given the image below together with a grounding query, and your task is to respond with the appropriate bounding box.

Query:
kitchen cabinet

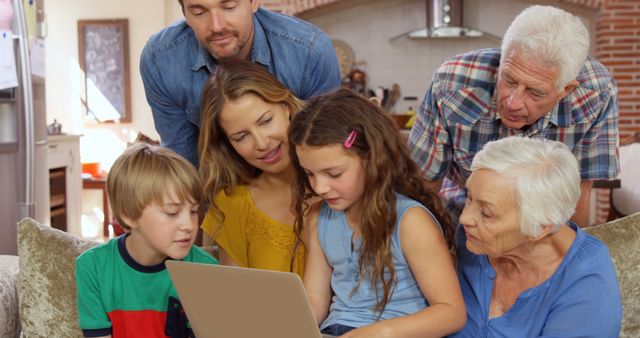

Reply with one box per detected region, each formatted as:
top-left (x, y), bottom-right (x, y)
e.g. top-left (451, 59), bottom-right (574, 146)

top-left (48, 134), bottom-right (82, 236)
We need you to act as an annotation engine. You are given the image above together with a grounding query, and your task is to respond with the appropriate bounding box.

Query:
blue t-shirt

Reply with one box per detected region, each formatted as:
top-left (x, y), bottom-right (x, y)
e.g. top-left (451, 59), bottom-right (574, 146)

top-left (140, 7), bottom-right (340, 166)
top-left (449, 222), bottom-right (621, 338)
top-left (318, 193), bottom-right (441, 329)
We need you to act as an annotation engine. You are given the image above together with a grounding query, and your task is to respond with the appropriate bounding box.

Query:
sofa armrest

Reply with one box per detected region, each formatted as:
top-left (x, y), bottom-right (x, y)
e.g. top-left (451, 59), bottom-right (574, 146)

top-left (585, 211), bottom-right (640, 337)
top-left (0, 255), bottom-right (20, 338)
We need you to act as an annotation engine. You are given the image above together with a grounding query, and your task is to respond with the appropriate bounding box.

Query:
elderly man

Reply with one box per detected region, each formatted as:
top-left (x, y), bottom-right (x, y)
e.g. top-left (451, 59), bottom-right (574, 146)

top-left (141, 0), bottom-right (340, 166)
top-left (408, 5), bottom-right (619, 227)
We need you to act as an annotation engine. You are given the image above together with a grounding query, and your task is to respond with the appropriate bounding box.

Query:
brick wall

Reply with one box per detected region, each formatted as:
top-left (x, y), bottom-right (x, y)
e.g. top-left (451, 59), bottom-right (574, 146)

top-left (592, 0), bottom-right (640, 223)
top-left (595, 0), bottom-right (640, 138)
top-left (261, 0), bottom-right (339, 14)
top-left (260, 0), bottom-right (288, 13)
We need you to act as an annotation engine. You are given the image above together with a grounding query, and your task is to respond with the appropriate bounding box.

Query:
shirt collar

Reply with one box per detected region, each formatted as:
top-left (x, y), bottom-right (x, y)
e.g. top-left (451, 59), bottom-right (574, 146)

top-left (249, 12), bottom-right (272, 67)
top-left (191, 40), bottom-right (215, 72)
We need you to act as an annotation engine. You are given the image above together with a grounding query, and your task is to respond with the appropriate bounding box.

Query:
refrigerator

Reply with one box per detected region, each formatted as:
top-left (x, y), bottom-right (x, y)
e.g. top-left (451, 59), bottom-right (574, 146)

top-left (0, 0), bottom-right (48, 255)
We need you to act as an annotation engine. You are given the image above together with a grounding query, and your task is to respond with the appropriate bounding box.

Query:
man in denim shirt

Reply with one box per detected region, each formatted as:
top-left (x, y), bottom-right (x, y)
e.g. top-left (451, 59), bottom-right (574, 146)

top-left (141, 0), bottom-right (340, 166)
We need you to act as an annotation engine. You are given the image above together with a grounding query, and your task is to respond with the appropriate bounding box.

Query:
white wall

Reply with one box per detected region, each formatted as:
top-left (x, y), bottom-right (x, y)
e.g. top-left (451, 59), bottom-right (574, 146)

top-left (304, 0), bottom-right (596, 115)
top-left (44, 0), bottom-right (182, 167)
top-left (166, 0), bottom-right (184, 24)
top-left (45, 0), bottom-right (183, 238)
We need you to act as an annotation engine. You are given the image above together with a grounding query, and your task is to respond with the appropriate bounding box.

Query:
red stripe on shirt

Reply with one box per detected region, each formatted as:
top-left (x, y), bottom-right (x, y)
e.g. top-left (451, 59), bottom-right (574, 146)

top-left (446, 60), bottom-right (495, 72)
top-left (108, 309), bottom-right (168, 338)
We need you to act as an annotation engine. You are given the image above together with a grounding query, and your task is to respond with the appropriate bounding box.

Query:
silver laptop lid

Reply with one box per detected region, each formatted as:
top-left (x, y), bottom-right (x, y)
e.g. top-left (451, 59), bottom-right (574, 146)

top-left (166, 260), bottom-right (333, 338)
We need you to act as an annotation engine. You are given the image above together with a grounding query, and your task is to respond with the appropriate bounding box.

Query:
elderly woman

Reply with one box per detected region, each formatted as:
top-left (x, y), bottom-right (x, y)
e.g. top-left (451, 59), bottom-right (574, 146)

top-left (450, 137), bottom-right (621, 338)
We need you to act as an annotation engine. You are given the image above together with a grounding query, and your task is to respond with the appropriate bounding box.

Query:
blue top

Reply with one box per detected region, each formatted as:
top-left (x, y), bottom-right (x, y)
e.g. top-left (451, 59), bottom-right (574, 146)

top-left (318, 193), bottom-right (440, 329)
top-left (140, 7), bottom-right (341, 166)
top-left (449, 222), bottom-right (621, 338)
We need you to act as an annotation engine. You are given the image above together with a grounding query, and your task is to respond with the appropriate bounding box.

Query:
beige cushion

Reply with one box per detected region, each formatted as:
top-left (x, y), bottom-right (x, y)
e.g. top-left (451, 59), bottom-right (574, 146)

top-left (17, 217), bottom-right (98, 338)
top-left (612, 144), bottom-right (640, 215)
top-left (584, 211), bottom-right (640, 338)
top-left (0, 255), bottom-right (20, 338)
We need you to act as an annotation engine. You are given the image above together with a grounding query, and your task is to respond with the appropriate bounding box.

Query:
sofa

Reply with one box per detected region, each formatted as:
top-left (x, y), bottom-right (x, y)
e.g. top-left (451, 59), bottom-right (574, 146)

top-left (1, 218), bottom-right (98, 338)
top-left (1, 214), bottom-right (639, 337)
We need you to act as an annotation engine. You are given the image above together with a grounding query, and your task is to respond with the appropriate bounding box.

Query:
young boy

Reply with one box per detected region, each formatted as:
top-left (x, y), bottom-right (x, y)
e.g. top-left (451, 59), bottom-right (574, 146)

top-left (76, 143), bottom-right (218, 338)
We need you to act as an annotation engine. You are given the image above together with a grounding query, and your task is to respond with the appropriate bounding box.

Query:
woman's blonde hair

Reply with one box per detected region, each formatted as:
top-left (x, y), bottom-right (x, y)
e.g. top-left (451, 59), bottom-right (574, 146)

top-left (198, 60), bottom-right (304, 225)
top-left (107, 142), bottom-right (203, 229)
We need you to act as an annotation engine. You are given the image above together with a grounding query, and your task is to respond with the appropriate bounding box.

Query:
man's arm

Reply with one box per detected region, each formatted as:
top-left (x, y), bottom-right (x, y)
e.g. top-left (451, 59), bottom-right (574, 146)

top-left (299, 31), bottom-right (341, 99)
top-left (140, 43), bottom-right (199, 166)
top-left (408, 77), bottom-right (452, 185)
top-left (571, 181), bottom-right (593, 227)
top-left (572, 75), bottom-right (619, 227)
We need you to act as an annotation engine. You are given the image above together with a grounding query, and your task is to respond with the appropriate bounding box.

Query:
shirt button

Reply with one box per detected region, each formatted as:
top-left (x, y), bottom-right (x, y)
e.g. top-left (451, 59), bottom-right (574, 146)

top-left (347, 258), bottom-right (352, 263)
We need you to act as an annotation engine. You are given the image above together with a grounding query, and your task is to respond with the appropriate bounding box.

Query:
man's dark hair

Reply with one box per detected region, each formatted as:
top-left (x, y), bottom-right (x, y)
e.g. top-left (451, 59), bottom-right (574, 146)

top-left (178, 0), bottom-right (253, 11)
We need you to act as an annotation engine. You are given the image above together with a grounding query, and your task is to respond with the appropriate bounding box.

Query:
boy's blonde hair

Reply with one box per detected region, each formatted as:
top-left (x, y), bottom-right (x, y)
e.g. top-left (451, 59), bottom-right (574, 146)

top-left (107, 143), bottom-right (203, 229)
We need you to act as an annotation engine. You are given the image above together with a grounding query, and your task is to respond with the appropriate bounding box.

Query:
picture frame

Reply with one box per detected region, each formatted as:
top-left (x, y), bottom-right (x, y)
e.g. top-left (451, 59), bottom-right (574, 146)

top-left (77, 19), bottom-right (131, 123)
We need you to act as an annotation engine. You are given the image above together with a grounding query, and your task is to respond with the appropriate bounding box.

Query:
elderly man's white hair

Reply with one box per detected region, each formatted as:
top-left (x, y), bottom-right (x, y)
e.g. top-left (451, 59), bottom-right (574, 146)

top-left (470, 136), bottom-right (581, 237)
top-left (501, 5), bottom-right (589, 90)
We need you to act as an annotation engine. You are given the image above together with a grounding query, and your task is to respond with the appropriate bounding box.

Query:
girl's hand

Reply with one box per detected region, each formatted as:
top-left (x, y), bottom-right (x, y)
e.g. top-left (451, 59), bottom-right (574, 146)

top-left (337, 323), bottom-right (392, 338)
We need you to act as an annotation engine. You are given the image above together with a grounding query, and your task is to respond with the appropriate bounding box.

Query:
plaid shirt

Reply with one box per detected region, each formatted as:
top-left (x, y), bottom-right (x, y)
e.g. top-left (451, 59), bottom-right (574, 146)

top-left (408, 48), bottom-right (619, 222)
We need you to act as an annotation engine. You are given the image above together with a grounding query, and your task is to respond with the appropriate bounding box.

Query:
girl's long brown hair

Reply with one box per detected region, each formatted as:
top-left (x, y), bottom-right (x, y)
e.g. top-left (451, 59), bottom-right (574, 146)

top-left (198, 60), bottom-right (304, 229)
top-left (288, 89), bottom-right (453, 315)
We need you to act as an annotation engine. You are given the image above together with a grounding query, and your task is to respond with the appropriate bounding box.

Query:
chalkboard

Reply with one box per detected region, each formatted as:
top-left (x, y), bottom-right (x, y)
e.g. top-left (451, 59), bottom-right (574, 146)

top-left (78, 19), bottom-right (131, 123)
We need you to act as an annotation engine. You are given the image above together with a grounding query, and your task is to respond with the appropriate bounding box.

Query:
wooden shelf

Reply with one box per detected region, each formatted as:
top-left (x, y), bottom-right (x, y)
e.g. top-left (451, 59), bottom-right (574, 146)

top-left (50, 194), bottom-right (65, 208)
top-left (48, 135), bottom-right (82, 235)
top-left (50, 207), bottom-right (66, 218)
top-left (49, 170), bottom-right (65, 179)
top-left (49, 167), bottom-right (67, 232)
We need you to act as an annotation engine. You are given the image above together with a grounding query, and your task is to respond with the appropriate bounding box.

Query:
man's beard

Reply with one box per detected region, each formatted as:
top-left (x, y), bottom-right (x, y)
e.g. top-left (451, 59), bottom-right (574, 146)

top-left (205, 30), bottom-right (241, 61)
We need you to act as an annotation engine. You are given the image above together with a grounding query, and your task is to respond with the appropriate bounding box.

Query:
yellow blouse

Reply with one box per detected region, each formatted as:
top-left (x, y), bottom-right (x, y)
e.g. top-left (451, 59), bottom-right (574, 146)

top-left (201, 185), bottom-right (305, 277)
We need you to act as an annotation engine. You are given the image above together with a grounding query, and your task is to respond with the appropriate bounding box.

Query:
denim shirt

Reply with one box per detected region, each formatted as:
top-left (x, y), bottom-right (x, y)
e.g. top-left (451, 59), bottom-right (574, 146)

top-left (140, 7), bottom-right (340, 166)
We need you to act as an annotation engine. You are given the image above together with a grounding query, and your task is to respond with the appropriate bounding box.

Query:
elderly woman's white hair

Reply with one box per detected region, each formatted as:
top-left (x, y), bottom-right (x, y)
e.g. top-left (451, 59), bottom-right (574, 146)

top-left (470, 136), bottom-right (581, 237)
top-left (501, 5), bottom-right (589, 90)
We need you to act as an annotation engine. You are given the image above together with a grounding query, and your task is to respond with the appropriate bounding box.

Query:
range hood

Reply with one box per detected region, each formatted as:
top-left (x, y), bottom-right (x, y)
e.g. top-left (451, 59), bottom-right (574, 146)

top-left (406, 0), bottom-right (492, 39)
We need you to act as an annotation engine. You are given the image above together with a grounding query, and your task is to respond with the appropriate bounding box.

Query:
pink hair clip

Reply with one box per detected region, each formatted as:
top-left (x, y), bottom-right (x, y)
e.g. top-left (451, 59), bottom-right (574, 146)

top-left (344, 130), bottom-right (357, 149)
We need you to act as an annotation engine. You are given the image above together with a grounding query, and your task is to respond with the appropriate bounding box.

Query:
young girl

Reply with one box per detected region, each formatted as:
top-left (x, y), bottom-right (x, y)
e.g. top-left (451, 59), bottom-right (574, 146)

top-left (198, 61), bottom-right (307, 275)
top-left (289, 89), bottom-right (466, 337)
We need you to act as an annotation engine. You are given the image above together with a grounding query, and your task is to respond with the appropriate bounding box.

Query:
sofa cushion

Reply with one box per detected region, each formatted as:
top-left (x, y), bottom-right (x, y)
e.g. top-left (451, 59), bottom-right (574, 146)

top-left (584, 211), bottom-right (640, 338)
top-left (17, 217), bottom-right (98, 338)
top-left (0, 255), bottom-right (20, 338)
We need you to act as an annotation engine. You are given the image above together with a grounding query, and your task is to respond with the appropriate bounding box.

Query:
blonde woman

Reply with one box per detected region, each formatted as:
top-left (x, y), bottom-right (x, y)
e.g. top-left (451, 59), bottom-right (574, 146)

top-left (198, 61), bottom-right (307, 276)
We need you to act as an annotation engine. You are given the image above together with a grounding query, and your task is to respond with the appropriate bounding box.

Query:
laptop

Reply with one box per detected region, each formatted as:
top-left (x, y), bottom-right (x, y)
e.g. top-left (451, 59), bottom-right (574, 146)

top-left (166, 260), bottom-right (336, 338)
